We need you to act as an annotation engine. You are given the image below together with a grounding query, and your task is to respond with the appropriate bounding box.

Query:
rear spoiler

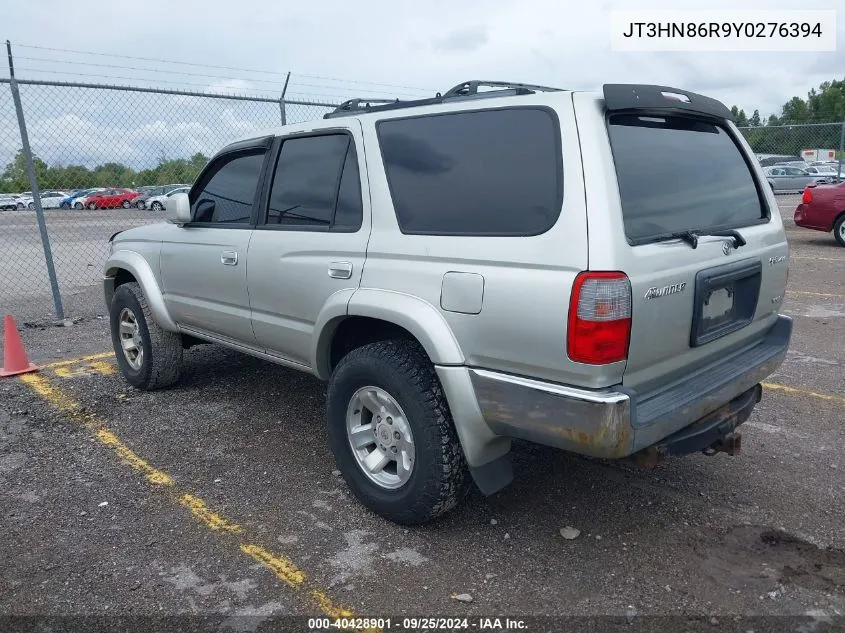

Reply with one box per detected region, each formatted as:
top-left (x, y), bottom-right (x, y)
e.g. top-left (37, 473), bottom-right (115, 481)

top-left (603, 84), bottom-right (733, 122)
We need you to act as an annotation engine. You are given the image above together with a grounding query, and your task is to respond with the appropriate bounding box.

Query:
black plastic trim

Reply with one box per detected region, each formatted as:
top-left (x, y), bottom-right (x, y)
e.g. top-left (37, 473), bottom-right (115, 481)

top-left (690, 258), bottom-right (762, 347)
top-left (603, 84), bottom-right (733, 121)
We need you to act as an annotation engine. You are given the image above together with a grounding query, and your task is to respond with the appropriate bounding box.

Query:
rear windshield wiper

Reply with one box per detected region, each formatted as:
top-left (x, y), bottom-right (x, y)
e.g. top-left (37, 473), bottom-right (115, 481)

top-left (702, 229), bottom-right (746, 248)
top-left (651, 230), bottom-right (699, 248)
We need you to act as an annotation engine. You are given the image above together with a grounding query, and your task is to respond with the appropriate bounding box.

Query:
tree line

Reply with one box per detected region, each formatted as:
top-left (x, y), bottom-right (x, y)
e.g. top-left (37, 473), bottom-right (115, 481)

top-left (731, 77), bottom-right (845, 157)
top-left (0, 151), bottom-right (209, 194)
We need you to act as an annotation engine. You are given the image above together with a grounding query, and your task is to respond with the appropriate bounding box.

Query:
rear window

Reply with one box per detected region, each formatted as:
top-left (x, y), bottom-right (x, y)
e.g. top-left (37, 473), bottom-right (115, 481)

top-left (607, 114), bottom-right (765, 243)
top-left (377, 108), bottom-right (562, 236)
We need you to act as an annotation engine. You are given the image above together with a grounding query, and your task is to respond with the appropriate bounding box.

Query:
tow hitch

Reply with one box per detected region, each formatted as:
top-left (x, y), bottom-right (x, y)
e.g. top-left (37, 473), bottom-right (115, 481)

top-left (631, 384), bottom-right (760, 469)
top-left (703, 431), bottom-right (742, 456)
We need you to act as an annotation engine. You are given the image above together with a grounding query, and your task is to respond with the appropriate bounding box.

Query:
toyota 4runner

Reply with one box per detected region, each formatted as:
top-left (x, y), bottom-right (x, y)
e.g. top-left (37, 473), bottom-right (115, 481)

top-left (104, 81), bottom-right (792, 525)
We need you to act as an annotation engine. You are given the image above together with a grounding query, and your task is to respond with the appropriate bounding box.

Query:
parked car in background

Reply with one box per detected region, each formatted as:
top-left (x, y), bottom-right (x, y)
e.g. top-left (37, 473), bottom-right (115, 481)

top-left (146, 186), bottom-right (190, 211)
top-left (763, 166), bottom-right (818, 193)
top-left (85, 188), bottom-right (140, 209)
top-left (17, 192), bottom-right (34, 209)
top-left (134, 185), bottom-right (180, 209)
top-left (794, 183), bottom-right (845, 246)
top-left (39, 190), bottom-right (70, 208)
top-left (60, 188), bottom-right (102, 209)
top-left (0, 194), bottom-right (20, 210)
top-left (804, 164), bottom-right (843, 182)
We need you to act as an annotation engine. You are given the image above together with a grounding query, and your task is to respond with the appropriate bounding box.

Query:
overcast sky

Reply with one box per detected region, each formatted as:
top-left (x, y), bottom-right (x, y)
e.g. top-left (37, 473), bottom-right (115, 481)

top-left (1, 0), bottom-right (842, 169)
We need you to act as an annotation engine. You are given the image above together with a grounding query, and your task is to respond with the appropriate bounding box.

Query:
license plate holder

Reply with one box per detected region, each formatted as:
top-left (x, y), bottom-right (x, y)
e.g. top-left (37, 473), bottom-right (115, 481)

top-left (690, 259), bottom-right (762, 347)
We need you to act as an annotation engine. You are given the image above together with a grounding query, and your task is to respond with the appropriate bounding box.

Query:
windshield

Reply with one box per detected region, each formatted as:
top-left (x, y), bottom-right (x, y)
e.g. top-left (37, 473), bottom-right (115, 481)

top-left (607, 114), bottom-right (766, 244)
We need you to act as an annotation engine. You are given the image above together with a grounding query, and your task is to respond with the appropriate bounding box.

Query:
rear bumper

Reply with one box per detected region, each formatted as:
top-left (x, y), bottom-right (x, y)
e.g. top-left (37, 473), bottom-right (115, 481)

top-left (468, 315), bottom-right (792, 459)
top-left (794, 204), bottom-right (831, 231)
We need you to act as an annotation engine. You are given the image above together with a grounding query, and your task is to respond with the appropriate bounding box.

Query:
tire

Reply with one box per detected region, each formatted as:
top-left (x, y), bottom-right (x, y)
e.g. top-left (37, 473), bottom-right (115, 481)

top-left (834, 214), bottom-right (845, 247)
top-left (17, 202), bottom-right (24, 209)
top-left (121, 200), bottom-right (131, 209)
top-left (135, 200), bottom-right (146, 210)
top-left (27, 202), bottom-right (34, 210)
top-left (109, 282), bottom-right (183, 390)
top-left (151, 201), bottom-right (163, 211)
top-left (60, 202), bottom-right (70, 210)
top-left (326, 340), bottom-right (469, 525)
top-left (88, 202), bottom-right (97, 210)
top-left (74, 202), bottom-right (83, 210)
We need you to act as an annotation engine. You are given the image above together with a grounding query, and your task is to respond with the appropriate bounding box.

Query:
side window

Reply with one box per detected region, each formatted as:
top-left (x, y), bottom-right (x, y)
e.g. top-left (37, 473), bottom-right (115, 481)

top-left (191, 150), bottom-right (265, 224)
top-left (377, 108), bottom-right (562, 236)
top-left (265, 133), bottom-right (362, 230)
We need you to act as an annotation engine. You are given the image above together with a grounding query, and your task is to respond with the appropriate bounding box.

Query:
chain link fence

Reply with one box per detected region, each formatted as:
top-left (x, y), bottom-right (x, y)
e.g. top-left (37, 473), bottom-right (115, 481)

top-left (1, 72), bottom-right (844, 320)
top-left (0, 77), bottom-right (336, 318)
top-left (737, 121), bottom-right (845, 169)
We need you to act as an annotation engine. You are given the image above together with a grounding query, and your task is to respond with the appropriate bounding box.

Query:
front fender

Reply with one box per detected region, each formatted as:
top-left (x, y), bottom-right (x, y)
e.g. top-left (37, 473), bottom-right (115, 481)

top-left (104, 250), bottom-right (178, 332)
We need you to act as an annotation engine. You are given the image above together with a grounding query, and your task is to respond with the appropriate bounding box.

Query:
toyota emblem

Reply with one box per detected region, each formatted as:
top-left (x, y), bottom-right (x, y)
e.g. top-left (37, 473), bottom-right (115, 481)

top-left (722, 241), bottom-right (732, 256)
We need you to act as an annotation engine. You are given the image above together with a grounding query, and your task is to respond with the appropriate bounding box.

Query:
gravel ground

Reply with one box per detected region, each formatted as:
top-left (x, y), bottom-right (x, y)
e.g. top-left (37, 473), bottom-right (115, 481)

top-left (1, 195), bottom-right (843, 632)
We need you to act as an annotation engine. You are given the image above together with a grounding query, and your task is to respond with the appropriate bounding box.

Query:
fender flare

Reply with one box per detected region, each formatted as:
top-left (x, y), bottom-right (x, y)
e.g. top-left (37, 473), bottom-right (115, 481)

top-left (310, 288), bottom-right (465, 381)
top-left (104, 250), bottom-right (178, 332)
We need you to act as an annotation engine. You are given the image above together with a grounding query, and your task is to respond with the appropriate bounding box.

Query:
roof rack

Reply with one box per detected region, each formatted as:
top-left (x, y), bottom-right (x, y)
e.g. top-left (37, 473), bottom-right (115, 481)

top-left (323, 97), bottom-right (404, 119)
top-left (441, 80), bottom-right (563, 99)
top-left (323, 79), bottom-right (564, 119)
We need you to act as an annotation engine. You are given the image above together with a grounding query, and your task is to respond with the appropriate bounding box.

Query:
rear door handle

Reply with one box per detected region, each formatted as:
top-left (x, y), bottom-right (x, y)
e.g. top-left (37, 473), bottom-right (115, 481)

top-left (328, 261), bottom-right (353, 279)
top-left (221, 250), bottom-right (238, 266)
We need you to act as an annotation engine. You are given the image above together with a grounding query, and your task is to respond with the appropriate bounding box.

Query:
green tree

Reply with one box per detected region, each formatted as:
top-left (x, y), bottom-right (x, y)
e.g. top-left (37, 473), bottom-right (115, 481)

top-left (0, 149), bottom-right (49, 192)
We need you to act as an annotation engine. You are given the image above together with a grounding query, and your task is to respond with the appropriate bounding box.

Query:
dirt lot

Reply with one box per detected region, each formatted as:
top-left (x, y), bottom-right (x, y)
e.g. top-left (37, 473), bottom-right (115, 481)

top-left (1, 195), bottom-right (843, 632)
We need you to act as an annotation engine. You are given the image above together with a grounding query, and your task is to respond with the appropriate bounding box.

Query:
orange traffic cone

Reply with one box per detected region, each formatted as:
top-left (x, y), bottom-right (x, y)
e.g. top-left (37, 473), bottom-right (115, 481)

top-left (0, 314), bottom-right (39, 377)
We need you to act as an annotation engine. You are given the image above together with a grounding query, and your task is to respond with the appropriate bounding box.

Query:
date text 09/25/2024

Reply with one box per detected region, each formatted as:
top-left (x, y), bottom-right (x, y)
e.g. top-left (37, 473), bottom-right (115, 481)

top-left (308, 617), bottom-right (528, 630)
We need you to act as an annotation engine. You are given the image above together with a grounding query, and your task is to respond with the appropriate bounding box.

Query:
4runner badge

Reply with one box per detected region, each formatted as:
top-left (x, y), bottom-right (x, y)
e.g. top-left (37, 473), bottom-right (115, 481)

top-left (644, 282), bottom-right (686, 299)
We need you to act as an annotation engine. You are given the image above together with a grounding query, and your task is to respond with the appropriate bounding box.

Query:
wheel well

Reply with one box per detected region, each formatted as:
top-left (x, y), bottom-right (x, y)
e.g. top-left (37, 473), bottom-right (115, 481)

top-left (113, 268), bottom-right (137, 289)
top-left (329, 317), bottom-right (419, 372)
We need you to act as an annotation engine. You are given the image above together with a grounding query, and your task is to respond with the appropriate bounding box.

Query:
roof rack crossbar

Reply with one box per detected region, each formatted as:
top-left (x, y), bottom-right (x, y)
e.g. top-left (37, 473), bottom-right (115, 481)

top-left (321, 79), bottom-right (565, 119)
top-left (442, 80), bottom-right (564, 98)
top-left (324, 97), bottom-right (404, 119)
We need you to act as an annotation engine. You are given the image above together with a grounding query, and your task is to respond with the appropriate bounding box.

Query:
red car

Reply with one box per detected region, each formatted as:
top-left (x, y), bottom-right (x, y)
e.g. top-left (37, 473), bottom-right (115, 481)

top-left (86, 188), bottom-right (141, 210)
top-left (794, 182), bottom-right (845, 246)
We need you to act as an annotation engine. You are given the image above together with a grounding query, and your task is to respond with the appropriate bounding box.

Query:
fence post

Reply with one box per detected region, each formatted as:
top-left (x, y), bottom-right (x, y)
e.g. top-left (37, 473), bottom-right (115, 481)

top-left (279, 71), bottom-right (290, 126)
top-left (839, 121), bottom-right (844, 181)
top-left (6, 41), bottom-right (64, 320)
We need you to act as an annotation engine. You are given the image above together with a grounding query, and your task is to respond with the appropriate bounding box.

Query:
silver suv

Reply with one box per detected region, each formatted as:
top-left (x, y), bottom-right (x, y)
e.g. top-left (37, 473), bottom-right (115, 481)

top-left (104, 81), bottom-right (792, 525)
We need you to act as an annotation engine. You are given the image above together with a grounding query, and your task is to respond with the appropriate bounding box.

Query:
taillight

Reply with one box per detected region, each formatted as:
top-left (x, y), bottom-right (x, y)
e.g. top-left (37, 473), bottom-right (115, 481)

top-left (802, 187), bottom-right (813, 204)
top-left (567, 272), bottom-right (632, 364)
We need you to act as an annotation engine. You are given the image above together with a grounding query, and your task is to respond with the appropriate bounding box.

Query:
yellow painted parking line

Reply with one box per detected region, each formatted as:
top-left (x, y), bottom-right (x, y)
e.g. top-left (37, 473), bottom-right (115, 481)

top-left (17, 372), bottom-right (356, 621)
top-left (41, 351), bottom-right (114, 368)
top-left (240, 544), bottom-right (306, 587)
top-left (787, 290), bottom-right (845, 299)
top-left (180, 494), bottom-right (243, 533)
top-left (763, 382), bottom-right (845, 405)
top-left (54, 360), bottom-right (115, 378)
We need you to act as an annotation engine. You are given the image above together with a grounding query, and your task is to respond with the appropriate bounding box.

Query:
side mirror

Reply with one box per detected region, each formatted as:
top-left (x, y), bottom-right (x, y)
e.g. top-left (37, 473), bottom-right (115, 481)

top-left (166, 192), bottom-right (191, 224)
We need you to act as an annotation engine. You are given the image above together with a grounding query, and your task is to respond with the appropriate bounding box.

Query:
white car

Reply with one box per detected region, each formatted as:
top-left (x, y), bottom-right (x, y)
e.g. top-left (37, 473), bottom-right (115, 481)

top-left (0, 194), bottom-right (20, 210)
top-left (146, 186), bottom-right (189, 211)
top-left (39, 190), bottom-right (70, 208)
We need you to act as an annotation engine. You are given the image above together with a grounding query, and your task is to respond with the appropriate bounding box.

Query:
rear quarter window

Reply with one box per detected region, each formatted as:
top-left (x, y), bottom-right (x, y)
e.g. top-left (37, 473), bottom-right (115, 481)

top-left (377, 107), bottom-right (562, 236)
top-left (607, 114), bottom-right (766, 243)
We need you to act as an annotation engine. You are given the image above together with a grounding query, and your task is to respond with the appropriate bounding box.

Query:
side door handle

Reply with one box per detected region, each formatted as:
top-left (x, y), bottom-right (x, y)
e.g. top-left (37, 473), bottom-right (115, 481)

top-left (221, 250), bottom-right (238, 266)
top-left (328, 261), bottom-right (353, 279)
